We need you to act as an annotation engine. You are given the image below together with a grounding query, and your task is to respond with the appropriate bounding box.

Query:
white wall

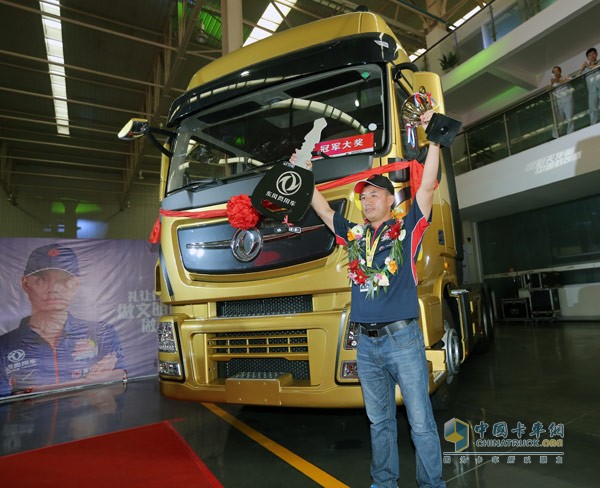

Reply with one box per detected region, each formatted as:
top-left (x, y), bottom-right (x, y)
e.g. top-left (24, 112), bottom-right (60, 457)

top-left (559, 283), bottom-right (600, 320)
top-left (456, 123), bottom-right (600, 213)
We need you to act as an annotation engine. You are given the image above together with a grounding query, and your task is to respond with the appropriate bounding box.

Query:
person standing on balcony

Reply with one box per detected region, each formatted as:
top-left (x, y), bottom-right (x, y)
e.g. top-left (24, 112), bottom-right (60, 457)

top-left (292, 109), bottom-right (445, 488)
top-left (549, 66), bottom-right (574, 137)
top-left (579, 47), bottom-right (600, 124)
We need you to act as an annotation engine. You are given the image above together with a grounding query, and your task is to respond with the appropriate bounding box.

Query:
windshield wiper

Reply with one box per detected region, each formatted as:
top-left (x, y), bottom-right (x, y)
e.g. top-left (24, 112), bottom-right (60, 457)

top-left (180, 177), bottom-right (224, 192)
top-left (240, 157), bottom-right (293, 176)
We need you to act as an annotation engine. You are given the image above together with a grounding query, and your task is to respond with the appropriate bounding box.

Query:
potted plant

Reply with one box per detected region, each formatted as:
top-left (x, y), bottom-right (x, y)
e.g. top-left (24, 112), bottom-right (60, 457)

top-left (439, 51), bottom-right (458, 71)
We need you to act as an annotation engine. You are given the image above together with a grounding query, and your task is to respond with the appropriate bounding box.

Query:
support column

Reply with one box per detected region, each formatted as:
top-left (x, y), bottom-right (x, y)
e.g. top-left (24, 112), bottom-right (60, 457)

top-left (425, 0), bottom-right (448, 46)
top-left (221, 0), bottom-right (243, 55)
top-left (62, 199), bottom-right (79, 238)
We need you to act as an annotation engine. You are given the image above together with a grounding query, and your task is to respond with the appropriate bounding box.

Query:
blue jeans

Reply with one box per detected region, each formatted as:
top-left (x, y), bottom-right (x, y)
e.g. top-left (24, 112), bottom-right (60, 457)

top-left (357, 320), bottom-right (445, 488)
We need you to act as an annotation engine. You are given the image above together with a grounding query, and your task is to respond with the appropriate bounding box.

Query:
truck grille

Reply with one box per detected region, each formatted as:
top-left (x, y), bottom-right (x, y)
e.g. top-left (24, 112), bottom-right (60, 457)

top-left (217, 295), bottom-right (312, 317)
top-left (208, 329), bottom-right (310, 380)
top-left (218, 358), bottom-right (309, 380)
top-left (209, 329), bottom-right (308, 354)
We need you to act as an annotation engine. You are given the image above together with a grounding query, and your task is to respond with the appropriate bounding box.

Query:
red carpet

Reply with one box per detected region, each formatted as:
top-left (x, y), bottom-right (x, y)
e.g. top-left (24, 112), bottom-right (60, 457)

top-left (0, 421), bottom-right (223, 487)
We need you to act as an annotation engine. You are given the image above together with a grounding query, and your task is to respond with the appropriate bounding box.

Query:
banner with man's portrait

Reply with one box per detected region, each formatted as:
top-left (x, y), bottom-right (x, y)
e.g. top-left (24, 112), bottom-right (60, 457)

top-left (0, 238), bottom-right (163, 399)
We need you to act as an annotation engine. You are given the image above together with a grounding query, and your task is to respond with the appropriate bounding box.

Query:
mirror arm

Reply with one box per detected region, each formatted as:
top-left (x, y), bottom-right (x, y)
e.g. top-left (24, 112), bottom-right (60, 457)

top-left (146, 128), bottom-right (174, 158)
top-left (393, 62), bottom-right (420, 90)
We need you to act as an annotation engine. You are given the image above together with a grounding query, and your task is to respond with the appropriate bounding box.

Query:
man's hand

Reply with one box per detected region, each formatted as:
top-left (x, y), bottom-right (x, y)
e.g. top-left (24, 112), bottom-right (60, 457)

top-left (89, 353), bottom-right (118, 374)
top-left (419, 109), bottom-right (441, 149)
top-left (420, 109), bottom-right (435, 131)
top-left (86, 353), bottom-right (124, 383)
top-left (290, 150), bottom-right (312, 170)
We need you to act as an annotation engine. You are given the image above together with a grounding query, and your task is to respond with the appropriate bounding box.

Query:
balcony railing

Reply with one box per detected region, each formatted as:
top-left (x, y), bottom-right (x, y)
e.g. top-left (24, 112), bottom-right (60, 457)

top-left (451, 69), bottom-right (599, 175)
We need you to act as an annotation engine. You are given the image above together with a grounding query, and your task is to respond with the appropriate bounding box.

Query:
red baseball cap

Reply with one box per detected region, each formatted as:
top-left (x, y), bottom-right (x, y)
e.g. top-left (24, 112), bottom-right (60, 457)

top-left (353, 174), bottom-right (394, 210)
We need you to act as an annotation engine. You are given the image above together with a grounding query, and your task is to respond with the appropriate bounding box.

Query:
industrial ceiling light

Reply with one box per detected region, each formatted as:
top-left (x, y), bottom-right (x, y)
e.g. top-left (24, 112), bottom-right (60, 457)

top-left (409, 3), bottom-right (486, 61)
top-left (195, 21), bottom-right (208, 44)
top-left (409, 48), bottom-right (427, 62)
top-left (39, 0), bottom-right (70, 136)
top-left (243, 1), bottom-right (297, 47)
top-left (448, 4), bottom-right (486, 31)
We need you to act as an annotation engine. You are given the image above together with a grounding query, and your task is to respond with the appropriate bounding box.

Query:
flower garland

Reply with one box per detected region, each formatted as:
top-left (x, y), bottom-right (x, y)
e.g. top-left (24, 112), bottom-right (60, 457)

top-left (346, 219), bottom-right (406, 299)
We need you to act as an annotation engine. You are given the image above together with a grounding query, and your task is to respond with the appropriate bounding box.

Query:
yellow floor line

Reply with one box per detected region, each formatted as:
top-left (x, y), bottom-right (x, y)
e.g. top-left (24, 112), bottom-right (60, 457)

top-left (202, 402), bottom-right (350, 488)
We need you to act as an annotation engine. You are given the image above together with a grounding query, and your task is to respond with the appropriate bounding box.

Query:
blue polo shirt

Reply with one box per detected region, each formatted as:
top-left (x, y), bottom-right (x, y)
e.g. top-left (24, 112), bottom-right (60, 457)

top-left (0, 313), bottom-right (124, 397)
top-left (333, 202), bottom-right (430, 323)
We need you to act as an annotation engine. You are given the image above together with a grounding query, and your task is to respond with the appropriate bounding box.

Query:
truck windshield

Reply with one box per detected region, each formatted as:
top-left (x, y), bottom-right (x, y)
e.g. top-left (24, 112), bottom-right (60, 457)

top-left (166, 64), bottom-right (387, 194)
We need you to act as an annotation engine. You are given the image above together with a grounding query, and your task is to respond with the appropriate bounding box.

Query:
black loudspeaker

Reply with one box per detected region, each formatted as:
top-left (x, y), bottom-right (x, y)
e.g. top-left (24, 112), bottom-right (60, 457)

top-left (529, 273), bottom-right (543, 289)
top-left (530, 289), bottom-right (560, 314)
top-left (541, 272), bottom-right (561, 288)
top-left (251, 163), bottom-right (314, 222)
top-left (522, 272), bottom-right (561, 289)
top-left (425, 113), bottom-right (462, 147)
top-left (502, 298), bottom-right (529, 320)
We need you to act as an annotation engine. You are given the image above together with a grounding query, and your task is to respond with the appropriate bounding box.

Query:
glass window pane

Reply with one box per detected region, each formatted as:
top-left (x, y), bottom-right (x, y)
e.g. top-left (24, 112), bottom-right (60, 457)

top-left (479, 194), bottom-right (600, 276)
top-left (505, 93), bottom-right (554, 154)
top-left (450, 132), bottom-right (469, 175)
top-left (466, 116), bottom-right (508, 169)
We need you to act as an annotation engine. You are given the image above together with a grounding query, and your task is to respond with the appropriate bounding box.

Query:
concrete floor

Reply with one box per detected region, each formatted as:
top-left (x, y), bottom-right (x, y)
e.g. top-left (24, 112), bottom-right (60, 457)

top-left (1, 321), bottom-right (598, 487)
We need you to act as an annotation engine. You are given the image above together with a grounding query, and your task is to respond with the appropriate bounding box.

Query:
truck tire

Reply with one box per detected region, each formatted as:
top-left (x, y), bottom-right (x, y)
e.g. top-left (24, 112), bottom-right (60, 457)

top-left (474, 287), bottom-right (495, 354)
top-left (431, 301), bottom-right (460, 410)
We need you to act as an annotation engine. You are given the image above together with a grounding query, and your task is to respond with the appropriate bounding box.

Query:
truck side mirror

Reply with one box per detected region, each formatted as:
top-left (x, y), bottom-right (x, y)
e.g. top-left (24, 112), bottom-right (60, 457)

top-left (118, 118), bottom-right (149, 140)
top-left (117, 118), bottom-right (175, 158)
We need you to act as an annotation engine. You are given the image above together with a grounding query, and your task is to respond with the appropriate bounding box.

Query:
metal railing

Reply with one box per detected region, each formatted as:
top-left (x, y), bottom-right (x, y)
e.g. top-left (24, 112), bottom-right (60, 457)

top-left (451, 68), bottom-right (599, 175)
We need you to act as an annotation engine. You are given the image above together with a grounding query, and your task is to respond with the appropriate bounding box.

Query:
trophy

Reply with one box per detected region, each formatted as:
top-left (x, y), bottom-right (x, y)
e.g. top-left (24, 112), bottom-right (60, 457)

top-left (401, 87), bottom-right (461, 148)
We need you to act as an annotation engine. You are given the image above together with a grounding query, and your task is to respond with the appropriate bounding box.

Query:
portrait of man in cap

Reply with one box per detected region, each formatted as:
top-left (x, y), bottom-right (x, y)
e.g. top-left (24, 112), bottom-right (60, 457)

top-left (0, 243), bottom-right (126, 397)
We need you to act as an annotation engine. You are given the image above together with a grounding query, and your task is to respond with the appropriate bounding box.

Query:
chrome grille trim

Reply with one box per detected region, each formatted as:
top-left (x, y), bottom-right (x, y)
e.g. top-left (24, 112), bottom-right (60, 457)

top-left (208, 329), bottom-right (308, 357)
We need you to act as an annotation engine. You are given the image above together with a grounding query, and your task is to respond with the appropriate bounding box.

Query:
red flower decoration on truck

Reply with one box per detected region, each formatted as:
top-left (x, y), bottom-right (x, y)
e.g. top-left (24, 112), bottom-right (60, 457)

top-left (226, 194), bottom-right (261, 229)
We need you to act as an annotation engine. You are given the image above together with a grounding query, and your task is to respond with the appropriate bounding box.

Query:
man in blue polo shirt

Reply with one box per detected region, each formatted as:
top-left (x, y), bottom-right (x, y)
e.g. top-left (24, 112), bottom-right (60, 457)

top-left (296, 110), bottom-right (445, 488)
top-left (0, 244), bottom-right (125, 397)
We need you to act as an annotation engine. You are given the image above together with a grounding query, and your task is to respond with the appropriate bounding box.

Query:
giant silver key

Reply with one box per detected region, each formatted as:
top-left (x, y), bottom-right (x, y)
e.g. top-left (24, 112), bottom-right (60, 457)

top-left (292, 118), bottom-right (327, 169)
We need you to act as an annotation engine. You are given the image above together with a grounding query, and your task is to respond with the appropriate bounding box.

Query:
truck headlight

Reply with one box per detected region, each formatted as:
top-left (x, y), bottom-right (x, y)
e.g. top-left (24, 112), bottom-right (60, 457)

top-left (341, 361), bottom-right (358, 379)
top-left (158, 321), bottom-right (178, 353)
top-left (159, 361), bottom-right (182, 377)
top-left (344, 322), bottom-right (359, 349)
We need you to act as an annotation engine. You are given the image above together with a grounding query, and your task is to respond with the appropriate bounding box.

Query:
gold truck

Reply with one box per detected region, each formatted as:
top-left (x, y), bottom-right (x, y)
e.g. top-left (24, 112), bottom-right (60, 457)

top-left (121, 10), bottom-right (493, 408)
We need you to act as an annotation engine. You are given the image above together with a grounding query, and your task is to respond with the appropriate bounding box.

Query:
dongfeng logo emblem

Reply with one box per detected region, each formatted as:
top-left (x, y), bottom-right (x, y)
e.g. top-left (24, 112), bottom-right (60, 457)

top-left (8, 349), bottom-right (25, 363)
top-left (231, 228), bottom-right (263, 262)
top-left (276, 171), bottom-right (302, 196)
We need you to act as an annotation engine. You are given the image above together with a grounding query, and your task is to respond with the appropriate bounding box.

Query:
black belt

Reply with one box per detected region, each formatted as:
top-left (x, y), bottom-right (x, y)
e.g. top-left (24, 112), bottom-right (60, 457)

top-left (353, 319), bottom-right (414, 337)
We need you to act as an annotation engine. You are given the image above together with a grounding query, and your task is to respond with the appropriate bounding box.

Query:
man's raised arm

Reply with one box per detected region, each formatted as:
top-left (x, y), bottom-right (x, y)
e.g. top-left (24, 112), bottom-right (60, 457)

top-left (415, 110), bottom-right (441, 220)
top-left (290, 152), bottom-right (335, 232)
top-left (311, 187), bottom-right (335, 233)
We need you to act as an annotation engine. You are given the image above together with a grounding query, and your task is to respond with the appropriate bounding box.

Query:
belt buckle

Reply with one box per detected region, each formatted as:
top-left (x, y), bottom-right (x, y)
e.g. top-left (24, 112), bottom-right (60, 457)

top-left (366, 329), bottom-right (380, 337)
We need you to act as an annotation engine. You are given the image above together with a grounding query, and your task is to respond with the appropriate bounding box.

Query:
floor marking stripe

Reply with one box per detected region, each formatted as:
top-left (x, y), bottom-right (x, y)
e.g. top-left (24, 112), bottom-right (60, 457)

top-left (202, 402), bottom-right (350, 488)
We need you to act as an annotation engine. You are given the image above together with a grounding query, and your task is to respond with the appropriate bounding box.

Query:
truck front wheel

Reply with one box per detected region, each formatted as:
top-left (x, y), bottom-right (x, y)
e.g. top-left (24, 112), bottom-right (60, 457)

top-left (474, 287), bottom-right (495, 354)
top-left (431, 301), bottom-right (460, 410)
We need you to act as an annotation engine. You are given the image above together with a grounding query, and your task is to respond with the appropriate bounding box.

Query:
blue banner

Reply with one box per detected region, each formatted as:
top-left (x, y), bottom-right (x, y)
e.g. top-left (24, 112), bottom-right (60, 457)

top-left (0, 238), bottom-right (162, 398)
